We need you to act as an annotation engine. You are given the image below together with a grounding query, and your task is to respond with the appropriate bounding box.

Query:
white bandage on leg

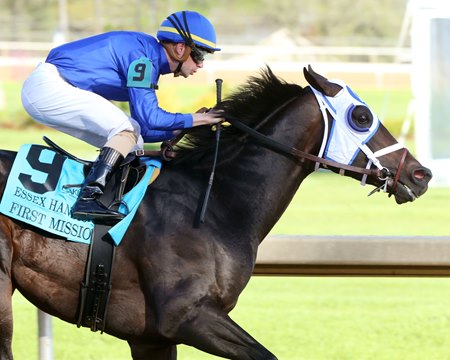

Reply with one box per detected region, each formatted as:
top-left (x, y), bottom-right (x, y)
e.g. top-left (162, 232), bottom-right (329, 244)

top-left (105, 130), bottom-right (138, 157)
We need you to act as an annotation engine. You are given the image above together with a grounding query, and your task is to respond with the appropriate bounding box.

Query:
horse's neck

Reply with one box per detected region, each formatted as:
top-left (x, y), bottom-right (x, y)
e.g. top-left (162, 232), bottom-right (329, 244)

top-left (222, 149), bottom-right (310, 238)
top-left (218, 103), bottom-right (322, 241)
top-left (154, 104), bottom-right (321, 246)
top-left (204, 113), bottom-right (319, 244)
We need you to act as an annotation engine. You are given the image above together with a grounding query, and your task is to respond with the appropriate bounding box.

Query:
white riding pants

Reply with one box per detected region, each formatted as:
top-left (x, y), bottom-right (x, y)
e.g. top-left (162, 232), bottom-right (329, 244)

top-left (21, 62), bottom-right (144, 150)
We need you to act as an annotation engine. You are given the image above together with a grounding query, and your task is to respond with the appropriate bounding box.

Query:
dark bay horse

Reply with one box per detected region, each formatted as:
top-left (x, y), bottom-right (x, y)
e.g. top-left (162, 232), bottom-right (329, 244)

top-left (0, 66), bottom-right (431, 359)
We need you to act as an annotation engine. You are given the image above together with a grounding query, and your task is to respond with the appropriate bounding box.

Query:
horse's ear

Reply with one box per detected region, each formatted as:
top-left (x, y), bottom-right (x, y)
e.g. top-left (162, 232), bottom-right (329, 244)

top-left (303, 65), bottom-right (342, 97)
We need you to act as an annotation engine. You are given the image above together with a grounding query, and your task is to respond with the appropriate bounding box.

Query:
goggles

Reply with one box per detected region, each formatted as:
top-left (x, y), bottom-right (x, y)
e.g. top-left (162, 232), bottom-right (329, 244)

top-left (190, 46), bottom-right (210, 64)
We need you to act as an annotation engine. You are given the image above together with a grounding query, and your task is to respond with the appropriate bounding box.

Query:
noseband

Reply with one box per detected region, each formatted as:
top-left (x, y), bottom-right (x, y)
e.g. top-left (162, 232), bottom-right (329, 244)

top-left (390, 148), bottom-right (408, 196)
top-left (367, 147), bottom-right (408, 197)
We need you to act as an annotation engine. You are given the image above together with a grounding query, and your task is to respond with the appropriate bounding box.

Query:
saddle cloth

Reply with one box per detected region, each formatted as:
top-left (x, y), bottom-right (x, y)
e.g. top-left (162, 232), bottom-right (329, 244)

top-left (0, 144), bottom-right (161, 245)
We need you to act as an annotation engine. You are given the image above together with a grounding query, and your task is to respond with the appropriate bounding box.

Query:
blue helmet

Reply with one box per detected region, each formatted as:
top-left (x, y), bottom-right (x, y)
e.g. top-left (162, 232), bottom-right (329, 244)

top-left (157, 11), bottom-right (220, 52)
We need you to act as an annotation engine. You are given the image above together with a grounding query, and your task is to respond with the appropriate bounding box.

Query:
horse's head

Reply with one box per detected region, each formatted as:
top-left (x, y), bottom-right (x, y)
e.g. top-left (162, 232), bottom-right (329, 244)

top-left (303, 65), bottom-right (432, 204)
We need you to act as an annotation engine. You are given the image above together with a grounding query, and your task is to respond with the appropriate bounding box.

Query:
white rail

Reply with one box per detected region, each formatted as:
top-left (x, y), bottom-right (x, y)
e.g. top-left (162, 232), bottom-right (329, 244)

top-left (0, 41), bottom-right (411, 63)
top-left (255, 235), bottom-right (450, 276)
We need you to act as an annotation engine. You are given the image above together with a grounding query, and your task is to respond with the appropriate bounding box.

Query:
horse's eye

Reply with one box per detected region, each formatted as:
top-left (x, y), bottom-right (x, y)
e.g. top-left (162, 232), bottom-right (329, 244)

top-left (347, 105), bottom-right (373, 132)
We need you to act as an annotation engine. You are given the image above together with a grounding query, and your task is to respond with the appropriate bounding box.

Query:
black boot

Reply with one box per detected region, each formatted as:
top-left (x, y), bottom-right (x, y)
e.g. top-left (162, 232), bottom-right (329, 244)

top-left (72, 147), bottom-right (125, 224)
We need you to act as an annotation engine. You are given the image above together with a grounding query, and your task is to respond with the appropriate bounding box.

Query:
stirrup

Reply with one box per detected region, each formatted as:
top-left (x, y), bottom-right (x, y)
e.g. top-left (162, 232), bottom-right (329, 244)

top-left (72, 209), bottom-right (124, 225)
top-left (72, 196), bottom-right (125, 225)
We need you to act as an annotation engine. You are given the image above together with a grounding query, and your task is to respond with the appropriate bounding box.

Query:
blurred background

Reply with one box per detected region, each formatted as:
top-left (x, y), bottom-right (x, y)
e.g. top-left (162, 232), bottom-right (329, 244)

top-left (1, 0), bottom-right (449, 183)
top-left (0, 0), bottom-right (411, 84)
top-left (0, 0), bottom-right (412, 120)
top-left (0, 0), bottom-right (407, 44)
top-left (1, 1), bottom-right (450, 359)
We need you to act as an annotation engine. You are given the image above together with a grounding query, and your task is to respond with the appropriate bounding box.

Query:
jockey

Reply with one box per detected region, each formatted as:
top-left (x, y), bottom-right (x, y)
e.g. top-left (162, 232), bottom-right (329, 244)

top-left (21, 10), bottom-right (223, 225)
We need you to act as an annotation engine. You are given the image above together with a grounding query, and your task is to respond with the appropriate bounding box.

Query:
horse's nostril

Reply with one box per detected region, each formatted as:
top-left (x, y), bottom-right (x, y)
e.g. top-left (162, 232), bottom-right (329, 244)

top-left (413, 169), bottom-right (426, 180)
top-left (412, 167), bottom-right (432, 183)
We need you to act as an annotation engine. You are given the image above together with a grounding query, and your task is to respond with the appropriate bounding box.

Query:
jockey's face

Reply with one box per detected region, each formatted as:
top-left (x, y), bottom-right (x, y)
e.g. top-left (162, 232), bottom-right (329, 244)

top-left (179, 53), bottom-right (203, 78)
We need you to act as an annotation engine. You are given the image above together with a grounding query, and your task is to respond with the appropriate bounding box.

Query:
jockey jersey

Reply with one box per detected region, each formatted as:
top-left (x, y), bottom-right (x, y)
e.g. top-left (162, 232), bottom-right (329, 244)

top-left (46, 31), bottom-right (192, 142)
top-left (21, 11), bottom-right (222, 225)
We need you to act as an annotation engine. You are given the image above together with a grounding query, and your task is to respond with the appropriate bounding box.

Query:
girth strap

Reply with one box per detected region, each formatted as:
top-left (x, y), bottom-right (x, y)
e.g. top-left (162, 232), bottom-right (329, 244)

top-left (76, 155), bottom-right (140, 332)
top-left (77, 224), bottom-right (115, 333)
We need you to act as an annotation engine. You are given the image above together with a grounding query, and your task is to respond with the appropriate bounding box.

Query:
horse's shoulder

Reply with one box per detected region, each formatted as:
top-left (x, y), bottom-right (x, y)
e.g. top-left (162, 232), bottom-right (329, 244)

top-left (0, 150), bottom-right (16, 191)
top-left (0, 150), bottom-right (17, 168)
top-left (0, 149), bottom-right (17, 158)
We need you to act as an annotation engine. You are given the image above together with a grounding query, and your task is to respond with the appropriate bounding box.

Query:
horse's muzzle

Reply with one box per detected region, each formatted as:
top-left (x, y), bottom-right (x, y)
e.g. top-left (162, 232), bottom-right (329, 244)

top-left (393, 166), bottom-right (432, 204)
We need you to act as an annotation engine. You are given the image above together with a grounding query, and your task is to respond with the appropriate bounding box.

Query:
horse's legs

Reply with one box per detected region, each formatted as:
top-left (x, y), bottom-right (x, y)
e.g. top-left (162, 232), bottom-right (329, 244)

top-left (158, 301), bottom-right (277, 360)
top-left (0, 278), bottom-right (13, 360)
top-left (128, 340), bottom-right (177, 360)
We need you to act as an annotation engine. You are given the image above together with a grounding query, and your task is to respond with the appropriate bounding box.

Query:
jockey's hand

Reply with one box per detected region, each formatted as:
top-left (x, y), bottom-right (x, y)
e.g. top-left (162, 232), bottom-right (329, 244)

top-left (192, 109), bottom-right (225, 127)
top-left (195, 106), bottom-right (210, 113)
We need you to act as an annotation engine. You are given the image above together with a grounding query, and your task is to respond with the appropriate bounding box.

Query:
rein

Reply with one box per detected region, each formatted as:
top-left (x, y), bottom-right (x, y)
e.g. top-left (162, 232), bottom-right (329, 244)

top-left (225, 111), bottom-right (385, 179)
top-left (224, 82), bottom-right (413, 195)
top-left (220, 86), bottom-right (410, 191)
top-left (142, 107), bottom-right (213, 161)
top-left (143, 87), bottom-right (406, 192)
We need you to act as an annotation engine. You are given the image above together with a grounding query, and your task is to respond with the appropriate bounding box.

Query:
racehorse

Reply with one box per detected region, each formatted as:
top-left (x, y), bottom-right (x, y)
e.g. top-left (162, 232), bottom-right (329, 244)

top-left (0, 66), bottom-right (432, 360)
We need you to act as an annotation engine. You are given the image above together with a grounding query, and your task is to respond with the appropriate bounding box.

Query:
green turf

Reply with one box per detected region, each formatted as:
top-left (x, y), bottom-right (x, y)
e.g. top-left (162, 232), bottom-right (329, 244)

top-left (13, 276), bottom-right (450, 360)
top-left (272, 171), bottom-right (450, 236)
top-left (0, 81), bottom-right (412, 135)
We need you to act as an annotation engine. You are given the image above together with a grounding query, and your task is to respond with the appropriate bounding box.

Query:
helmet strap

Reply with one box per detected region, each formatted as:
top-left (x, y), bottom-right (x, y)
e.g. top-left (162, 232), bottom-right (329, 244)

top-left (164, 11), bottom-right (197, 77)
top-left (161, 42), bottom-right (191, 77)
top-left (174, 61), bottom-right (183, 77)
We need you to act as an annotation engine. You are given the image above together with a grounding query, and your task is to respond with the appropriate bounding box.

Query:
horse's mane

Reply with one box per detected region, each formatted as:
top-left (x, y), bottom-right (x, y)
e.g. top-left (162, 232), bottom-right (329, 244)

top-left (171, 67), bottom-right (305, 168)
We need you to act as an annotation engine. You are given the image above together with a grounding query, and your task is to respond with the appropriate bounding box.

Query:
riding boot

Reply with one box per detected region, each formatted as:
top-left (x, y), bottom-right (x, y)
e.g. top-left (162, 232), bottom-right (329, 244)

top-left (71, 147), bottom-right (125, 224)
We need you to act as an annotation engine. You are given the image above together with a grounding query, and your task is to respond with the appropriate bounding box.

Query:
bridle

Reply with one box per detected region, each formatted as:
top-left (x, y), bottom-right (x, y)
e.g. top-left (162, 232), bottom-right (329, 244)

top-left (223, 88), bottom-right (409, 197)
top-left (367, 146), bottom-right (408, 197)
top-left (147, 86), bottom-right (409, 198)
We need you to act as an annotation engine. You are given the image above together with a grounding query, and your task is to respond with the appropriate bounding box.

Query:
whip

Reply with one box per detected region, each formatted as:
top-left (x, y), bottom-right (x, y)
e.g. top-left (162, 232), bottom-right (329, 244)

top-left (198, 78), bottom-right (223, 225)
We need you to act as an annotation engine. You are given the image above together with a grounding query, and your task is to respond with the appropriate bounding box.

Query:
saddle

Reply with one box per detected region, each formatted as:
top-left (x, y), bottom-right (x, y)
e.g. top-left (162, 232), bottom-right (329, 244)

top-left (43, 136), bottom-right (147, 332)
top-left (42, 132), bottom-right (184, 332)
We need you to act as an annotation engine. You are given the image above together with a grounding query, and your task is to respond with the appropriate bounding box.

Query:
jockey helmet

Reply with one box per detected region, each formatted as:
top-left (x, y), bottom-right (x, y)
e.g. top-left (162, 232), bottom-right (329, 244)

top-left (157, 11), bottom-right (220, 52)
